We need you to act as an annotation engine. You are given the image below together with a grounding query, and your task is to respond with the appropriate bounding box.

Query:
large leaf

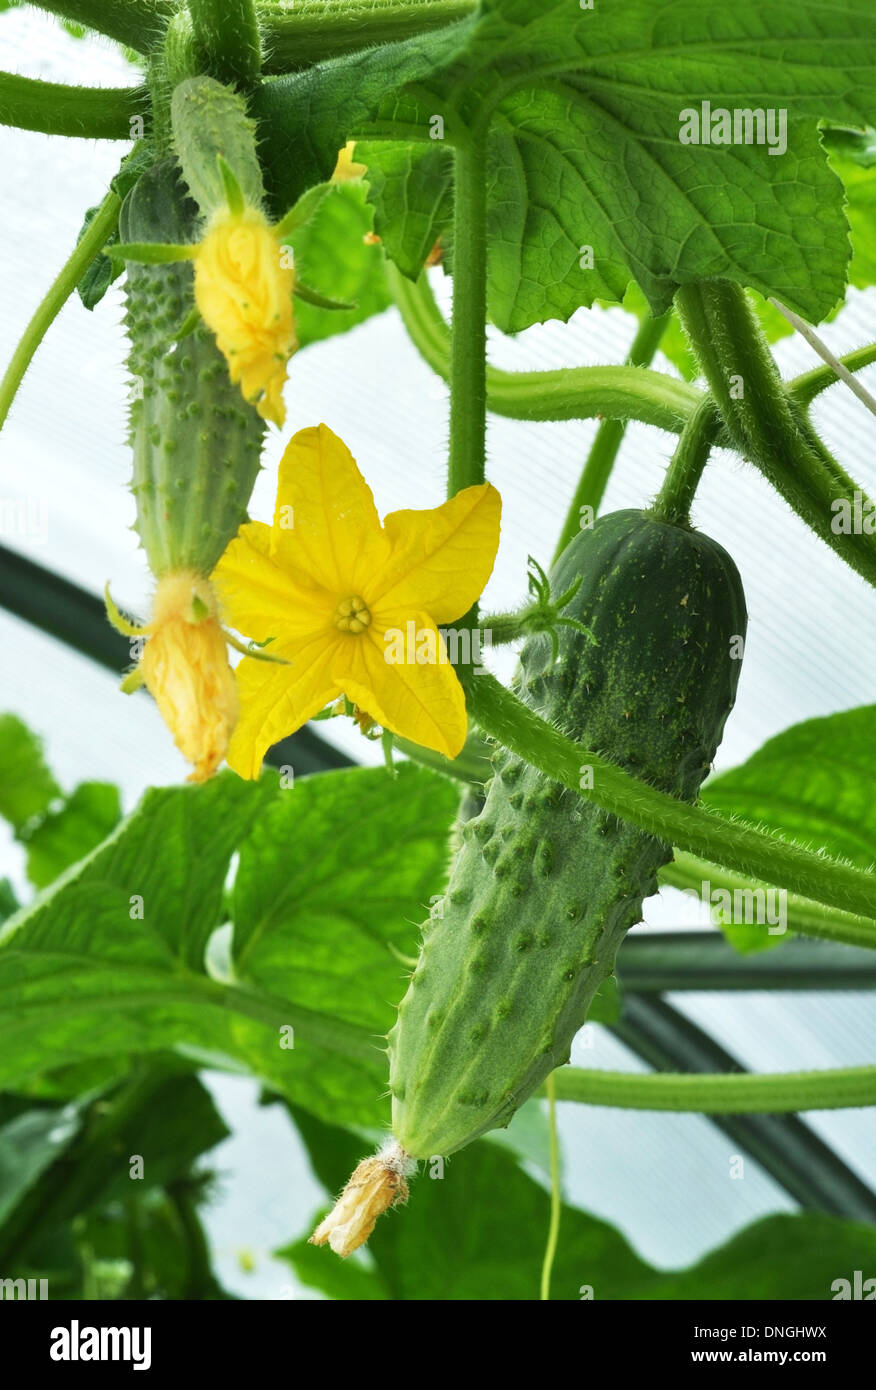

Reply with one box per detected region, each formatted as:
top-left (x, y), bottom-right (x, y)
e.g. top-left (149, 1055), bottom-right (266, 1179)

top-left (702, 707), bottom-right (876, 871)
top-left (0, 765), bottom-right (458, 1131)
top-left (359, 0), bottom-right (876, 330)
top-left (282, 1117), bottom-right (876, 1300)
top-left (0, 774), bottom-right (277, 1092)
top-left (251, 17), bottom-right (477, 212)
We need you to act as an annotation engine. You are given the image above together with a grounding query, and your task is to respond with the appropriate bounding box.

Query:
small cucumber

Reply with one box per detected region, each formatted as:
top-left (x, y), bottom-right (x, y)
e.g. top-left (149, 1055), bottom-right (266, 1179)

top-left (389, 510), bottom-right (747, 1158)
top-left (121, 156), bottom-right (265, 577)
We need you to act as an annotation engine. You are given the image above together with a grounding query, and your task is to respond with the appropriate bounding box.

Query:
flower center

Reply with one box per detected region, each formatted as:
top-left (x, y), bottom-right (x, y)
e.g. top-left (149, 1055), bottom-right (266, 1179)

top-left (334, 595), bottom-right (372, 635)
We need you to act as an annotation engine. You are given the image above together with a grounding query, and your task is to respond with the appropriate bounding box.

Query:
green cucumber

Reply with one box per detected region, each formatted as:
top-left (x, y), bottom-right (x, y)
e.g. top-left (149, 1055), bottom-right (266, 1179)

top-left (121, 156), bottom-right (265, 577)
top-left (389, 509), bottom-right (747, 1158)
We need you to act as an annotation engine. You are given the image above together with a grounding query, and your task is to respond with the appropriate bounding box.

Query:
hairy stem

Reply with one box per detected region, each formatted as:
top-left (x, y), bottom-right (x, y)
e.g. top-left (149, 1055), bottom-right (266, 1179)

top-left (448, 128), bottom-right (488, 499)
top-left (0, 191), bottom-right (120, 434)
top-left (612, 996), bottom-right (876, 1221)
top-left (662, 851), bottom-right (876, 952)
top-left (390, 266), bottom-right (699, 432)
top-left (790, 341), bottom-right (876, 408)
top-left (677, 279), bottom-right (876, 589)
top-left (553, 312), bottom-right (669, 559)
top-left (259, 0), bottom-right (477, 74)
top-left (550, 1064), bottom-right (876, 1113)
top-left (28, 0), bottom-right (172, 50)
top-left (188, 0), bottom-right (262, 86)
top-left (0, 70), bottom-right (143, 139)
top-left (465, 672), bottom-right (876, 923)
top-left (651, 396), bottom-right (721, 526)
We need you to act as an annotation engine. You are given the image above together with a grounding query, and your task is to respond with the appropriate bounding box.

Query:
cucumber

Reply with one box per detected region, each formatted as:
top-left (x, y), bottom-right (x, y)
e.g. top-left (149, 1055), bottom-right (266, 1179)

top-left (122, 156), bottom-right (265, 577)
top-left (388, 510), bottom-right (747, 1158)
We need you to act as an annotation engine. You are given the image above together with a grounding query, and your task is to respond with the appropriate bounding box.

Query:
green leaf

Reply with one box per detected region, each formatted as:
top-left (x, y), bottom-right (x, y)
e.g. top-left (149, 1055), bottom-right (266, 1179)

top-left (251, 17), bottom-right (477, 212)
top-left (0, 774), bottom-right (278, 1090)
top-left (288, 182), bottom-right (392, 350)
top-left (25, 782), bottom-right (122, 889)
top-left (703, 707), bottom-right (876, 872)
top-left (282, 1122), bottom-right (876, 1300)
top-left (232, 764), bottom-right (458, 1123)
top-left (0, 714), bottom-right (61, 831)
top-left (359, 0), bottom-right (876, 330)
top-left (76, 144), bottom-right (152, 311)
top-left (359, 142), bottom-right (452, 281)
top-left (0, 766), bottom-right (458, 1132)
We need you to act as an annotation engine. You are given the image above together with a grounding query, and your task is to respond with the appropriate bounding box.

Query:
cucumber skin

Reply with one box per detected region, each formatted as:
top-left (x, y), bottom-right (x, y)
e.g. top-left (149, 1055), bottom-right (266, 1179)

top-left (122, 157), bottom-right (265, 578)
top-left (389, 510), bottom-right (747, 1159)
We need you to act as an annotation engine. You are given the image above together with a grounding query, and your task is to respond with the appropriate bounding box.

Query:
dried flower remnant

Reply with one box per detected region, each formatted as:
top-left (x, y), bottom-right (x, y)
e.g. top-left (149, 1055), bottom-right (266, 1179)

top-left (309, 1142), bottom-right (415, 1257)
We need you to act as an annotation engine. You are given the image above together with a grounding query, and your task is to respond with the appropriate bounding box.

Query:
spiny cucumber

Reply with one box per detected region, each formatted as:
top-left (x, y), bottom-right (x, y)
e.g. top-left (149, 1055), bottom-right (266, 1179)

top-left (121, 156), bottom-right (265, 577)
top-left (388, 509), bottom-right (747, 1158)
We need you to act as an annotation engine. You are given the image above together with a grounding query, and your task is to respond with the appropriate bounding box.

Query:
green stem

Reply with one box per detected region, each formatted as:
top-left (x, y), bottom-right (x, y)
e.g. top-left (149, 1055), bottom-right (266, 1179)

top-left (549, 1064), bottom-right (876, 1113)
top-left (448, 128), bottom-right (488, 499)
top-left (790, 341), bottom-right (876, 409)
top-left (0, 70), bottom-right (143, 138)
top-left (0, 190), bottom-right (120, 435)
top-left (662, 852), bottom-right (876, 952)
top-left (188, 0), bottom-right (262, 86)
top-left (651, 397), bottom-right (720, 525)
top-left (390, 266), bottom-right (699, 433)
top-left (615, 996), bottom-right (876, 1221)
top-left (258, 0), bottom-right (477, 74)
top-left (553, 312), bottom-right (669, 560)
top-left (619, 931), bottom-right (876, 992)
top-left (28, 0), bottom-right (173, 51)
top-left (677, 279), bottom-right (876, 590)
top-left (539, 1072), bottom-right (561, 1302)
top-left (464, 671), bottom-right (876, 922)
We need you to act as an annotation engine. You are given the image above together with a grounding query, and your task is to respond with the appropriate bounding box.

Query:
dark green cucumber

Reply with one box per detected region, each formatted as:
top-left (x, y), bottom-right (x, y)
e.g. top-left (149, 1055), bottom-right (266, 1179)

top-left (122, 156), bottom-right (265, 577)
top-left (389, 510), bottom-right (747, 1158)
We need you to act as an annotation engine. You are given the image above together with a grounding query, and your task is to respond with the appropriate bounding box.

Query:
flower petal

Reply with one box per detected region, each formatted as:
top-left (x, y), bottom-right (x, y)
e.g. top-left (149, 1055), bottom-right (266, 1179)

top-left (371, 482), bottom-right (501, 626)
top-left (227, 632), bottom-right (344, 779)
top-left (213, 521), bottom-right (334, 652)
top-left (336, 613), bottom-right (468, 759)
top-left (270, 424), bottom-right (390, 592)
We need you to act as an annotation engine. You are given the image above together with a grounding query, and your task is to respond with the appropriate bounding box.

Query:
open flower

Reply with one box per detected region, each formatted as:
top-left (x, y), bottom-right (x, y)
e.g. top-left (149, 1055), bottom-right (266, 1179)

top-left (213, 424), bottom-right (501, 775)
top-left (194, 204), bottom-right (296, 427)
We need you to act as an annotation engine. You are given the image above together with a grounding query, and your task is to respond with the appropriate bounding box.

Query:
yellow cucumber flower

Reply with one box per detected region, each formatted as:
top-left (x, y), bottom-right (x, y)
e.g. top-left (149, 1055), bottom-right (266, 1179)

top-left (194, 204), bottom-right (296, 427)
top-left (137, 572), bottom-right (238, 783)
top-left (213, 424), bottom-right (502, 776)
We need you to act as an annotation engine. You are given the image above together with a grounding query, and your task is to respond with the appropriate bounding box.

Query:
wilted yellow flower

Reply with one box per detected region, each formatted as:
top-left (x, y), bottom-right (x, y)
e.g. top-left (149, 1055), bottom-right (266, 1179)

top-left (138, 572), bottom-right (238, 782)
top-left (213, 423), bottom-right (502, 775)
top-left (194, 206), bottom-right (296, 427)
top-left (309, 1143), bottom-right (414, 1257)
